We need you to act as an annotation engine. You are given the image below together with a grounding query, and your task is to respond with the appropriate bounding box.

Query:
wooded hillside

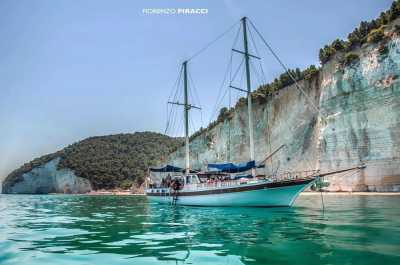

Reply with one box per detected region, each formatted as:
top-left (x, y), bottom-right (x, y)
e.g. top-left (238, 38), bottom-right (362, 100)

top-left (4, 132), bottom-right (182, 190)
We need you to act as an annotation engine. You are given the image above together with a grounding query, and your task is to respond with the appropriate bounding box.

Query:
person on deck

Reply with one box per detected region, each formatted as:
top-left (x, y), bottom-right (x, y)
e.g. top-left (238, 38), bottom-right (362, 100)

top-left (166, 174), bottom-right (172, 187)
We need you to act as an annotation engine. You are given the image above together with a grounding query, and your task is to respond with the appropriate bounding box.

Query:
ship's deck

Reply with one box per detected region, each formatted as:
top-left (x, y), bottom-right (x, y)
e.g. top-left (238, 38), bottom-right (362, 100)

top-left (146, 177), bottom-right (315, 196)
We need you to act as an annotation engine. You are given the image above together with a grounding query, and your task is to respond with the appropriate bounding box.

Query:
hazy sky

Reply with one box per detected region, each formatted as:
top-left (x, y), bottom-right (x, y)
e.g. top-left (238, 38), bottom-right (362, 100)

top-left (0, 0), bottom-right (393, 180)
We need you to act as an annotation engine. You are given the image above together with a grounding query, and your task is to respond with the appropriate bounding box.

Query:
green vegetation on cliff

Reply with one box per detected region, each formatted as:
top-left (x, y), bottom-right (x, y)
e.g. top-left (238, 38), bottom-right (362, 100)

top-left (4, 132), bottom-right (182, 190)
top-left (319, 0), bottom-right (400, 64)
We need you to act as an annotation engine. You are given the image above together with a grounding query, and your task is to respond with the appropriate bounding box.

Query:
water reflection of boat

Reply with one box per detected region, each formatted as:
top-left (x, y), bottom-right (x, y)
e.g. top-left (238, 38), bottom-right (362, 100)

top-left (145, 17), bottom-right (365, 207)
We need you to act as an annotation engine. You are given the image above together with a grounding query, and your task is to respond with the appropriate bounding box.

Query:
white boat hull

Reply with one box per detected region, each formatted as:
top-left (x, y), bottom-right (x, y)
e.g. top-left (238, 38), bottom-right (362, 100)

top-left (146, 179), bottom-right (314, 207)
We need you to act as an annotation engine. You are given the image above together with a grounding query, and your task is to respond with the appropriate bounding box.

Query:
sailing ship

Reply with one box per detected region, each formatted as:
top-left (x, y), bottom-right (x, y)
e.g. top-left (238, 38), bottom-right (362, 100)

top-left (145, 17), bottom-right (365, 207)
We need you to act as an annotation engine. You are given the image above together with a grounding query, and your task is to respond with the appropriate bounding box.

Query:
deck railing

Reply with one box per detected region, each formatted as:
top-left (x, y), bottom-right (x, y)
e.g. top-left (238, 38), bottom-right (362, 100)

top-left (270, 170), bottom-right (319, 182)
top-left (183, 180), bottom-right (253, 191)
top-left (183, 170), bottom-right (318, 191)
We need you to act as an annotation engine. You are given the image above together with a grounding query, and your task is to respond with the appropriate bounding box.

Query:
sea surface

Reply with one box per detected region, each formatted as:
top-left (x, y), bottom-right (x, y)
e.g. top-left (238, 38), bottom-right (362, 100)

top-left (0, 194), bottom-right (399, 265)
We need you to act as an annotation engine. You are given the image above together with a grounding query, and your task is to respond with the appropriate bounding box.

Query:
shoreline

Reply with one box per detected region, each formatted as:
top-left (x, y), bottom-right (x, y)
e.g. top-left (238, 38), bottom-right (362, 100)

top-left (300, 191), bottom-right (400, 196)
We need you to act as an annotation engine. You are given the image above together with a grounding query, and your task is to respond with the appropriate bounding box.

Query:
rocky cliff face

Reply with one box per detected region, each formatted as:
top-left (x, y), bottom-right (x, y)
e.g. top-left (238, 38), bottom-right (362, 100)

top-left (2, 158), bottom-right (92, 194)
top-left (318, 33), bottom-right (400, 191)
top-left (165, 25), bottom-right (400, 192)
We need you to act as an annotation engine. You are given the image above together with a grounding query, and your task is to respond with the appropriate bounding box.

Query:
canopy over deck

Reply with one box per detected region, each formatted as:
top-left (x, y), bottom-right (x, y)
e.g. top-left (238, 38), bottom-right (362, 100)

top-left (150, 165), bottom-right (183, 173)
top-left (149, 165), bottom-right (199, 173)
top-left (207, 160), bottom-right (260, 173)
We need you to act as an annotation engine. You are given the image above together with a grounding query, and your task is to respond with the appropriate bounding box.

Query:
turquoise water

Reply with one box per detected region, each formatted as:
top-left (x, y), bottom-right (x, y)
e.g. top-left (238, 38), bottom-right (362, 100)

top-left (0, 195), bottom-right (399, 265)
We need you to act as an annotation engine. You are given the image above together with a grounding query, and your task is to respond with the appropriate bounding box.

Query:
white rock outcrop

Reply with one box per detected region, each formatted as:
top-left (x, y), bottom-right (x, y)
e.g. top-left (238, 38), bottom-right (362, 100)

top-left (4, 158), bottom-right (92, 194)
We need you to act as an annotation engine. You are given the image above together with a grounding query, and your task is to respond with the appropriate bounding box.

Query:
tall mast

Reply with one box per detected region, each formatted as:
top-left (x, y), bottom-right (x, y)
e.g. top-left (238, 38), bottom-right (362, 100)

top-left (183, 61), bottom-right (190, 178)
top-left (227, 88), bottom-right (231, 162)
top-left (242, 17), bottom-right (256, 177)
top-left (168, 62), bottom-right (200, 181)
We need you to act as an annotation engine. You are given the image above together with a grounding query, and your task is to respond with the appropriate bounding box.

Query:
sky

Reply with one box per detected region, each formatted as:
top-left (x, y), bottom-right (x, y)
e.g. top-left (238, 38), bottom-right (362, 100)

top-left (0, 0), bottom-right (393, 180)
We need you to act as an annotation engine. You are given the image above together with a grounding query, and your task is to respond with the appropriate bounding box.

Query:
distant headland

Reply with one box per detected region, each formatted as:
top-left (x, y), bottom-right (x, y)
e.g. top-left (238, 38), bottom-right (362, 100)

top-left (2, 132), bottom-right (182, 194)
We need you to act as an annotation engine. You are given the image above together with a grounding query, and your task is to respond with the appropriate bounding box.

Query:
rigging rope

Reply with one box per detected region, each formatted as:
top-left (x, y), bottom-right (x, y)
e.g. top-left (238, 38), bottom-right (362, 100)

top-left (248, 24), bottom-right (268, 85)
top-left (249, 59), bottom-right (263, 86)
top-left (208, 54), bottom-right (234, 124)
top-left (211, 55), bottom-right (245, 124)
top-left (166, 17), bottom-right (239, 137)
top-left (208, 23), bottom-right (242, 124)
top-left (248, 18), bottom-right (326, 123)
top-left (230, 57), bottom-right (245, 86)
top-left (247, 26), bottom-right (274, 171)
top-left (169, 78), bottom-right (184, 137)
top-left (188, 71), bottom-right (204, 128)
top-left (165, 65), bottom-right (183, 134)
top-left (187, 20), bottom-right (240, 62)
top-left (242, 19), bottom-right (324, 174)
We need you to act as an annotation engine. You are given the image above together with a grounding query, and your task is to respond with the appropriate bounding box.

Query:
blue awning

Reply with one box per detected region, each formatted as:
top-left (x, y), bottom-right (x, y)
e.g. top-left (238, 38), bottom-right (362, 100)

top-left (150, 165), bottom-right (183, 173)
top-left (150, 165), bottom-right (199, 173)
top-left (207, 160), bottom-right (256, 173)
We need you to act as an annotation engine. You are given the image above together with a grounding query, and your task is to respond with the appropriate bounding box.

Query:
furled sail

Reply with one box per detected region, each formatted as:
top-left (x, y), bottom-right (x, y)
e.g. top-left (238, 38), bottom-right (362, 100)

top-left (207, 160), bottom-right (257, 173)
